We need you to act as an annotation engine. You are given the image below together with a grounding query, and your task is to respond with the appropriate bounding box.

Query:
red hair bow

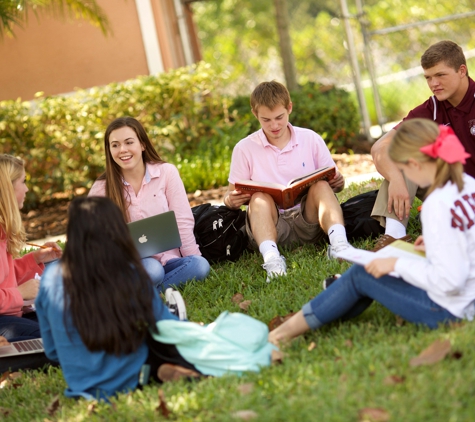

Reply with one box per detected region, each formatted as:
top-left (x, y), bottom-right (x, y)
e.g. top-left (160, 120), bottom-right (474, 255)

top-left (419, 125), bottom-right (470, 164)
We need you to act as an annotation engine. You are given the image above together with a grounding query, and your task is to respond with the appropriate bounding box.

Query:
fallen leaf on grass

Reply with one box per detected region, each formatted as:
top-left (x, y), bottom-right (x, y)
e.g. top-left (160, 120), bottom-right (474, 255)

top-left (156, 389), bottom-right (171, 418)
top-left (271, 349), bottom-right (285, 364)
top-left (395, 316), bottom-right (405, 327)
top-left (46, 395), bottom-right (61, 417)
top-left (0, 407), bottom-right (11, 417)
top-left (232, 293), bottom-right (244, 304)
top-left (383, 375), bottom-right (405, 385)
top-left (239, 300), bottom-right (252, 311)
top-left (237, 383), bottom-right (254, 395)
top-left (267, 312), bottom-right (296, 331)
top-left (344, 339), bottom-right (353, 348)
top-left (409, 339), bottom-right (451, 367)
top-left (87, 401), bottom-right (98, 415)
top-left (232, 410), bottom-right (258, 420)
top-left (308, 341), bottom-right (316, 351)
top-left (0, 372), bottom-right (23, 389)
top-left (358, 407), bottom-right (390, 421)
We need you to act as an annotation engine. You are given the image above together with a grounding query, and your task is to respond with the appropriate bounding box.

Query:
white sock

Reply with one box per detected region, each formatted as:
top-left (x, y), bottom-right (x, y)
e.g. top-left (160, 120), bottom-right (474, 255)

top-left (385, 218), bottom-right (406, 238)
top-left (259, 240), bottom-right (280, 263)
top-left (328, 224), bottom-right (348, 246)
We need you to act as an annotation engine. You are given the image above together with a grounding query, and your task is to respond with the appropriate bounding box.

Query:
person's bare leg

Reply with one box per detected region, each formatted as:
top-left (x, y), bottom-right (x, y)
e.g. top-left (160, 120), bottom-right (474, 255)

top-left (303, 181), bottom-right (344, 231)
top-left (247, 192), bottom-right (279, 244)
top-left (268, 310), bottom-right (310, 345)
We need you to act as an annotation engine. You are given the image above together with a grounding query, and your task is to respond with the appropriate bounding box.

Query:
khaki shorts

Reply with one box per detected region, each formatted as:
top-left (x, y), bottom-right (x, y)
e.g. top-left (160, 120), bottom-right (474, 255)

top-left (245, 194), bottom-right (326, 251)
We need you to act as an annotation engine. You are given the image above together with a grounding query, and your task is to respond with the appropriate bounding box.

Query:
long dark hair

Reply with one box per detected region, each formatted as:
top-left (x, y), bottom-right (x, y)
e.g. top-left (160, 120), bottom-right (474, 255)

top-left (98, 116), bottom-right (165, 221)
top-left (61, 196), bottom-right (157, 355)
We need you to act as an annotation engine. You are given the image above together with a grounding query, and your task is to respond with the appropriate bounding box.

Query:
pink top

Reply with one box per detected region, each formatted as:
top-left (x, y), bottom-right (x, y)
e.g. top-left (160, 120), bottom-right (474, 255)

top-left (88, 162), bottom-right (201, 264)
top-left (228, 124), bottom-right (336, 186)
top-left (0, 228), bottom-right (44, 317)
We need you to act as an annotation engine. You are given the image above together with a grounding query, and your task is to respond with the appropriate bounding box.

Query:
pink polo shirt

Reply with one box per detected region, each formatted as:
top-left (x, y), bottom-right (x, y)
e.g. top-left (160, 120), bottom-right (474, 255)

top-left (229, 123), bottom-right (336, 186)
top-left (89, 162), bottom-right (201, 265)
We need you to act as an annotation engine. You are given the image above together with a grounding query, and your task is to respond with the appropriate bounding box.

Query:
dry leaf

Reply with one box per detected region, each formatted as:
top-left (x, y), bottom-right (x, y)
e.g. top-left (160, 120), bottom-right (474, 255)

top-left (409, 339), bottom-right (451, 367)
top-left (268, 312), bottom-right (297, 331)
top-left (0, 407), bottom-right (11, 417)
top-left (232, 293), bottom-right (244, 304)
top-left (268, 315), bottom-right (285, 331)
top-left (87, 401), bottom-right (98, 415)
top-left (271, 349), bottom-right (285, 364)
top-left (232, 410), bottom-right (258, 420)
top-left (340, 373), bottom-right (348, 382)
top-left (0, 372), bottom-right (23, 389)
top-left (239, 300), bottom-right (252, 311)
top-left (156, 389), bottom-right (171, 418)
top-left (395, 316), bottom-right (405, 327)
top-left (358, 407), bottom-right (390, 421)
top-left (383, 375), bottom-right (405, 385)
top-left (237, 383), bottom-right (254, 395)
top-left (308, 341), bottom-right (316, 351)
top-left (344, 339), bottom-right (353, 348)
top-left (46, 395), bottom-right (61, 417)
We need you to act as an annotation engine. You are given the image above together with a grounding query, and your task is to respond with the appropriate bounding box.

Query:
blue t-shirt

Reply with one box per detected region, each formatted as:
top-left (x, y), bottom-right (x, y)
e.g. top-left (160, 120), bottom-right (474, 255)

top-left (35, 261), bottom-right (177, 400)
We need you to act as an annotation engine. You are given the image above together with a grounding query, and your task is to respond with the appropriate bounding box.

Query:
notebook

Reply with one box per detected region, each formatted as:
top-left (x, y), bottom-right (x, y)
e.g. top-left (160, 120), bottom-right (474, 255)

top-left (0, 338), bottom-right (44, 358)
top-left (127, 211), bottom-right (182, 259)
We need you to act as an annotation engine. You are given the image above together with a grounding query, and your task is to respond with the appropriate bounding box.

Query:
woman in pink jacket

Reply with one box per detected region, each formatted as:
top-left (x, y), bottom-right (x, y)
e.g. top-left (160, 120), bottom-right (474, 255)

top-left (89, 117), bottom-right (210, 291)
top-left (0, 155), bottom-right (62, 341)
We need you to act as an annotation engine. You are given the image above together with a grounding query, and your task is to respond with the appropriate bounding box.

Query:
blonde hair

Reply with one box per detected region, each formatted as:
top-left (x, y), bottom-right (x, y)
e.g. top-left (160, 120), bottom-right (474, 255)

top-left (0, 155), bottom-right (27, 257)
top-left (250, 81), bottom-right (291, 115)
top-left (389, 119), bottom-right (464, 196)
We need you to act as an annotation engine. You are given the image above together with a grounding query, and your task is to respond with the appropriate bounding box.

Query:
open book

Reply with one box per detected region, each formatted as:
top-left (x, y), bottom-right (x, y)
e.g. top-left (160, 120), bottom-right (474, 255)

top-left (335, 240), bottom-right (426, 277)
top-left (235, 166), bottom-right (336, 209)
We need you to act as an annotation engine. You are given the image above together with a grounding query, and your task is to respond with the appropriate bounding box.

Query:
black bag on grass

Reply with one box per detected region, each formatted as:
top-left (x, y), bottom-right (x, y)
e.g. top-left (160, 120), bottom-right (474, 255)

top-left (341, 190), bottom-right (384, 241)
top-left (192, 203), bottom-right (248, 263)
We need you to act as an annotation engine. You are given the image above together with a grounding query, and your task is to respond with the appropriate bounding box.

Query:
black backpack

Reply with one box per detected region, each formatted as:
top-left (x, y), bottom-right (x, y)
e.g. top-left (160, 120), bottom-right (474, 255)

top-left (191, 203), bottom-right (249, 263)
top-left (340, 190), bottom-right (384, 241)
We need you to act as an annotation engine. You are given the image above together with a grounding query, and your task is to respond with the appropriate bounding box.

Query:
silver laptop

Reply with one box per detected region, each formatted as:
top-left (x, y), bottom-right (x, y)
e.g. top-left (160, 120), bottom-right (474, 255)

top-left (127, 211), bottom-right (182, 259)
top-left (0, 338), bottom-right (44, 358)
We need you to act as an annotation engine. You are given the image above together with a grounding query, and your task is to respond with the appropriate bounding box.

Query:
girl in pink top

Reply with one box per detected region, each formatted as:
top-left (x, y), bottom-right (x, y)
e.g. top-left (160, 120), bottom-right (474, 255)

top-left (0, 154), bottom-right (62, 341)
top-left (88, 117), bottom-right (209, 291)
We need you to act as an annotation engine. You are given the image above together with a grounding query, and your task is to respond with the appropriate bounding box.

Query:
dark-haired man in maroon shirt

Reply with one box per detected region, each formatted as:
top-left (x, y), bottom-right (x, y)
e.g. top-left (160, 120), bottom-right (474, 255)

top-left (370, 40), bottom-right (475, 251)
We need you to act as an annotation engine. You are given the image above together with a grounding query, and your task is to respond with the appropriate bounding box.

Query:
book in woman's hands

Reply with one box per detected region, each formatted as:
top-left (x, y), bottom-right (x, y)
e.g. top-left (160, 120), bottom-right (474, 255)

top-left (235, 166), bottom-right (336, 209)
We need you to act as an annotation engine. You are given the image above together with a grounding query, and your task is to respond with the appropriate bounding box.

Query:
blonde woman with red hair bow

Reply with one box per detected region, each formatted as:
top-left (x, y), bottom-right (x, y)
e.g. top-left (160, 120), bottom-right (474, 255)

top-left (269, 118), bottom-right (475, 344)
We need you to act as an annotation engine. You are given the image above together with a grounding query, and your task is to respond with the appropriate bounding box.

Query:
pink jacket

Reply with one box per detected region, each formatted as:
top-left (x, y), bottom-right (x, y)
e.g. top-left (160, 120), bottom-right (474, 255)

top-left (0, 229), bottom-right (44, 317)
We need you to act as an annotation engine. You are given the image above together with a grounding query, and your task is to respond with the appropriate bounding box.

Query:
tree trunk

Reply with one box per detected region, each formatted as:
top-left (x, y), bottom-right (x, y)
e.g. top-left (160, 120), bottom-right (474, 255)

top-left (273, 0), bottom-right (298, 91)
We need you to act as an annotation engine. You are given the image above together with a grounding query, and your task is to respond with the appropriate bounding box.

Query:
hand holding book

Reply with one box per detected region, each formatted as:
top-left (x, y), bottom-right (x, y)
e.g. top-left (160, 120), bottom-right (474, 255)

top-left (234, 166), bottom-right (336, 209)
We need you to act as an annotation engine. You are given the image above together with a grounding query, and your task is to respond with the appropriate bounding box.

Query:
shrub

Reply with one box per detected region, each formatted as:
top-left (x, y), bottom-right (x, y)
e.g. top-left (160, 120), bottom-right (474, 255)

top-left (0, 64), bottom-right (358, 209)
top-left (228, 82), bottom-right (360, 152)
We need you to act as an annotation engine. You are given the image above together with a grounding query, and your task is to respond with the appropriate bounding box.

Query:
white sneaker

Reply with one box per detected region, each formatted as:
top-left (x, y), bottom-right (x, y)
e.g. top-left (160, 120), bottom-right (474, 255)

top-left (165, 288), bottom-right (187, 321)
top-left (262, 255), bottom-right (287, 283)
top-left (327, 241), bottom-right (352, 259)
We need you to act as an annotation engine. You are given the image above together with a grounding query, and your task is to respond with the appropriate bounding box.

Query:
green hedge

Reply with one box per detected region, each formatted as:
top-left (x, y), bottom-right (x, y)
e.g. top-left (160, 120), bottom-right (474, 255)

top-left (0, 62), bottom-right (359, 209)
top-left (229, 82), bottom-right (360, 152)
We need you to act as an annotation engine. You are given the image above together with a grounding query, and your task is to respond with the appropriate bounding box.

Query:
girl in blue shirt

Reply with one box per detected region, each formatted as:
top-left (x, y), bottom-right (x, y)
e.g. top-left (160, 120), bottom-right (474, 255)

top-left (36, 196), bottom-right (199, 400)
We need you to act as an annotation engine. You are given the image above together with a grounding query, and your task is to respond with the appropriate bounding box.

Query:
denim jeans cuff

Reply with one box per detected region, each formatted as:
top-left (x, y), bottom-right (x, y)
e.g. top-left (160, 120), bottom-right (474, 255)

top-left (302, 302), bottom-right (323, 330)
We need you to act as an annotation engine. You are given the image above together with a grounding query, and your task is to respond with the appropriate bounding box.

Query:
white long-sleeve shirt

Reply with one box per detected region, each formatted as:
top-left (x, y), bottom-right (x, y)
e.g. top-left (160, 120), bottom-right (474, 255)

top-left (395, 174), bottom-right (475, 319)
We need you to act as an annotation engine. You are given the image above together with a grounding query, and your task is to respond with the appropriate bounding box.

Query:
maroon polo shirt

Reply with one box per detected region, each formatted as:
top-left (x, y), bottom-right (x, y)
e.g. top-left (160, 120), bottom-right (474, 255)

top-left (395, 77), bottom-right (475, 177)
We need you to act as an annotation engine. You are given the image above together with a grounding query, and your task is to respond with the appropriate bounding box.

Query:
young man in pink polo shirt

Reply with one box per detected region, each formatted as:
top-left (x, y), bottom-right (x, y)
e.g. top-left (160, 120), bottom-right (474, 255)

top-left (223, 81), bottom-right (351, 282)
top-left (370, 40), bottom-right (475, 251)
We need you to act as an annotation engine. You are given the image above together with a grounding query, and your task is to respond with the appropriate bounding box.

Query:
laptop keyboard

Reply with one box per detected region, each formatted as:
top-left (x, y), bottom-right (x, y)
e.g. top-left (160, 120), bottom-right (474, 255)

top-left (12, 339), bottom-right (43, 353)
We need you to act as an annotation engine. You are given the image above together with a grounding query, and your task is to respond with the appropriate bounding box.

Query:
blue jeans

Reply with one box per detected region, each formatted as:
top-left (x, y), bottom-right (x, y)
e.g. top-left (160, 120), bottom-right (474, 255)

top-left (141, 255), bottom-right (210, 291)
top-left (0, 313), bottom-right (41, 341)
top-left (303, 265), bottom-right (460, 330)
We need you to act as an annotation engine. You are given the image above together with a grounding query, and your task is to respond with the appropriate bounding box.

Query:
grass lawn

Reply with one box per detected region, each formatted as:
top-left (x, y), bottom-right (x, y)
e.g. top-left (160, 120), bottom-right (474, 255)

top-left (2, 180), bottom-right (475, 421)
